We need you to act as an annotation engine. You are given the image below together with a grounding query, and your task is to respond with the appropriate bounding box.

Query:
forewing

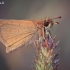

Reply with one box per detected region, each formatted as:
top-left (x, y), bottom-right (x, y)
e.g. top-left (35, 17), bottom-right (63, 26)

top-left (0, 20), bottom-right (37, 53)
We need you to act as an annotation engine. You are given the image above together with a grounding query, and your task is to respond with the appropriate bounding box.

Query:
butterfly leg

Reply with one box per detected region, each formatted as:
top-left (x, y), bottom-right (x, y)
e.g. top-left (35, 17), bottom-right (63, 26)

top-left (44, 28), bottom-right (54, 43)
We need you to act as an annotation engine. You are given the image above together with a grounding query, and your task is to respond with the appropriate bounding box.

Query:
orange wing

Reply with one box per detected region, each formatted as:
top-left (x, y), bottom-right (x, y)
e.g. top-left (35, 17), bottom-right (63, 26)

top-left (0, 20), bottom-right (43, 53)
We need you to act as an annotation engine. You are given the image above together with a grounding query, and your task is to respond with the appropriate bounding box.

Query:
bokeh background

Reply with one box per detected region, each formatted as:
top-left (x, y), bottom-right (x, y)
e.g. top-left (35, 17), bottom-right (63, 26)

top-left (0, 0), bottom-right (70, 70)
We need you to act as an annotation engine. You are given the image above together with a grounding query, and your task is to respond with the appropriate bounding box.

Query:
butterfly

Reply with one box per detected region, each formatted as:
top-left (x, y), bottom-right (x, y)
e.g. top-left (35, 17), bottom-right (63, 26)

top-left (0, 16), bottom-right (61, 53)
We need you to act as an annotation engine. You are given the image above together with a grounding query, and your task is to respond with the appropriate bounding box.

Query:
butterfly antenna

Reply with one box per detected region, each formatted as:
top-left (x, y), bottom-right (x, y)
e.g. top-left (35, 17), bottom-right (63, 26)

top-left (51, 16), bottom-right (61, 20)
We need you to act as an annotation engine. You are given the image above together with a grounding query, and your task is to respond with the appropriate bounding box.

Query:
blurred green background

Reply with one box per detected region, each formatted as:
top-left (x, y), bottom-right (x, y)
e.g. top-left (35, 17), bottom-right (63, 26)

top-left (0, 0), bottom-right (70, 70)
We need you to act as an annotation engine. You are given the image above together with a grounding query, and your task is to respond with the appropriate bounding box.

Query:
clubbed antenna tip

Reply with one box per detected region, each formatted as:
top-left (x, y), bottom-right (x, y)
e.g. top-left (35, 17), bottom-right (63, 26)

top-left (52, 16), bottom-right (61, 20)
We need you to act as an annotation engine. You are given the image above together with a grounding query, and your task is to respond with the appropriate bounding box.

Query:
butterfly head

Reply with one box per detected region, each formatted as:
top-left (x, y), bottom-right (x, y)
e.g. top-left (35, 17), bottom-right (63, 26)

top-left (43, 16), bottom-right (61, 28)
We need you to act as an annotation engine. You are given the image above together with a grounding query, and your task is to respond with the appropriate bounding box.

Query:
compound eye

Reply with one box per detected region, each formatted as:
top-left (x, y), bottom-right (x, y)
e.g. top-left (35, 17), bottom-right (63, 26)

top-left (44, 21), bottom-right (49, 27)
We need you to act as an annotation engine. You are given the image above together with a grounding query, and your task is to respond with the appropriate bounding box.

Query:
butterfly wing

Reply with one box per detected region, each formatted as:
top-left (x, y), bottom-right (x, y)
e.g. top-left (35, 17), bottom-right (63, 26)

top-left (0, 20), bottom-right (38, 53)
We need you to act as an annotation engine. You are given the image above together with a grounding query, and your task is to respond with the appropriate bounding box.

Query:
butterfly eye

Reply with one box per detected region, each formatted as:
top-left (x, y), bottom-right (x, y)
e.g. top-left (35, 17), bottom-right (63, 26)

top-left (43, 20), bottom-right (49, 27)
